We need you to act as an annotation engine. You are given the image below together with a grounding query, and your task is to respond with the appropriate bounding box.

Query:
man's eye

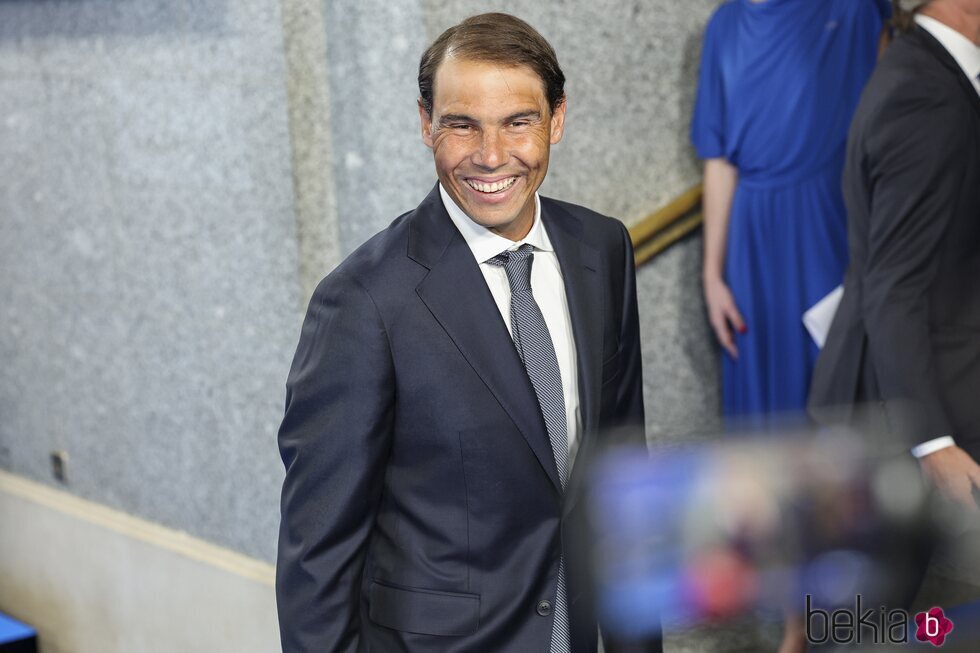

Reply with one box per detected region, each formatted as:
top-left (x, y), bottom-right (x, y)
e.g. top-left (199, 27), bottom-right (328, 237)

top-left (449, 124), bottom-right (472, 131)
top-left (510, 121), bottom-right (530, 128)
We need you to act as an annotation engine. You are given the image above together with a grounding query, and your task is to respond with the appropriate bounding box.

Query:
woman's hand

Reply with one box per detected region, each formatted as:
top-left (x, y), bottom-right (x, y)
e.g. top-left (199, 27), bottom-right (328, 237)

top-left (704, 274), bottom-right (745, 359)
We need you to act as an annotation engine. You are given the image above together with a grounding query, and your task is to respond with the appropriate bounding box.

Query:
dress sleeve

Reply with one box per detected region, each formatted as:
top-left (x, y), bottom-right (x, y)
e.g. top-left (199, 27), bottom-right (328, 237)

top-left (690, 11), bottom-right (727, 160)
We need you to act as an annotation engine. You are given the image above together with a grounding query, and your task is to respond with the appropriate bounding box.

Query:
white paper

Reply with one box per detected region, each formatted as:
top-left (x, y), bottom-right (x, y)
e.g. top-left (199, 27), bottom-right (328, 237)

top-left (803, 284), bottom-right (844, 349)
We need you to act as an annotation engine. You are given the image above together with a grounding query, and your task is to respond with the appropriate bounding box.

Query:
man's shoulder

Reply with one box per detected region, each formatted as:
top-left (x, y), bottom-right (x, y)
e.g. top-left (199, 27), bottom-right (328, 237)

top-left (312, 201), bottom-right (430, 306)
top-left (541, 195), bottom-right (629, 256)
top-left (541, 196), bottom-right (623, 234)
top-left (869, 29), bottom-right (958, 98)
top-left (855, 29), bottom-right (967, 130)
top-left (334, 210), bottom-right (413, 272)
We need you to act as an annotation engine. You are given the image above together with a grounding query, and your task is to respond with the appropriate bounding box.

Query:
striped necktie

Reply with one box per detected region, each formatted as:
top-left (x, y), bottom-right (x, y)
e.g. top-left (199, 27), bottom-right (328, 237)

top-left (488, 244), bottom-right (571, 653)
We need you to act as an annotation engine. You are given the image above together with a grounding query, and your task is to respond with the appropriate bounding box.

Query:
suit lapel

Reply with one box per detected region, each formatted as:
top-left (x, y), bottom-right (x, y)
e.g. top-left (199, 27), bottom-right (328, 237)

top-left (914, 26), bottom-right (980, 119)
top-left (541, 200), bottom-right (603, 441)
top-left (410, 186), bottom-right (562, 493)
top-left (541, 201), bottom-right (604, 518)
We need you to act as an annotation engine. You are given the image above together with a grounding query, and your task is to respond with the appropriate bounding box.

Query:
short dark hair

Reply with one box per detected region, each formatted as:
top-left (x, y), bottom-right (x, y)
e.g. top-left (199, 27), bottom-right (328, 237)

top-left (418, 13), bottom-right (566, 116)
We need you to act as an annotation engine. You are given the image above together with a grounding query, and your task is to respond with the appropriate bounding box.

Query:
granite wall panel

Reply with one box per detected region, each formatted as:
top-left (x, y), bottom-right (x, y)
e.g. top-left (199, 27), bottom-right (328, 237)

top-left (0, 0), bottom-right (298, 561)
top-left (637, 237), bottom-right (721, 446)
top-left (322, 0), bottom-right (433, 254)
top-left (281, 0), bottom-right (342, 300)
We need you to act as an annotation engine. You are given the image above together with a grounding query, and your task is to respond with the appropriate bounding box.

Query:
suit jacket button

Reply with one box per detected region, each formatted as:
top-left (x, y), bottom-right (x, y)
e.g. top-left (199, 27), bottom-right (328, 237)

top-left (537, 600), bottom-right (552, 617)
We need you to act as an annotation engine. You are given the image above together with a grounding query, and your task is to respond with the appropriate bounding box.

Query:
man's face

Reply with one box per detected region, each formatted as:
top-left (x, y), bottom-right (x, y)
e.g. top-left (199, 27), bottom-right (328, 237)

top-left (419, 57), bottom-right (566, 241)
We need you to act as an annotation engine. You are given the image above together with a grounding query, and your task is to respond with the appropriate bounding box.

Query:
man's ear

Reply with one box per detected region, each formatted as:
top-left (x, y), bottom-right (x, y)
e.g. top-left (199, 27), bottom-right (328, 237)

top-left (550, 95), bottom-right (567, 145)
top-left (418, 99), bottom-right (434, 148)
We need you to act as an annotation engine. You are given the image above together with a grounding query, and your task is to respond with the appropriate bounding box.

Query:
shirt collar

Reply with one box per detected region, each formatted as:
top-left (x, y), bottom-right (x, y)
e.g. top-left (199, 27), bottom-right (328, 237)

top-left (915, 14), bottom-right (980, 91)
top-left (439, 183), bottom-right (553, 264)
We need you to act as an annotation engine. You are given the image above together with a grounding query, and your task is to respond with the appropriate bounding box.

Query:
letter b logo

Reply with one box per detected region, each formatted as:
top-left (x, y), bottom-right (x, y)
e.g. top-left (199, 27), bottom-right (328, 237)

top-left (915, 607), bottom-right (953, 646)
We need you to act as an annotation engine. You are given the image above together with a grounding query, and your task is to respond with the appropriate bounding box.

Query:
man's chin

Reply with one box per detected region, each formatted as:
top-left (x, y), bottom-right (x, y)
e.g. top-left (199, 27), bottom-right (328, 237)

top-left (469, 214), bottom-right (516, 231)
top-left (461, 206), bottom-right (527, 234)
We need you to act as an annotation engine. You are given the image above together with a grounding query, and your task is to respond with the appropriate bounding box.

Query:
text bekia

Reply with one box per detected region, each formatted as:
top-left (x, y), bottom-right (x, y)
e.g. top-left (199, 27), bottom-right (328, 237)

top-left (805, 595), bottom-right (908, 645)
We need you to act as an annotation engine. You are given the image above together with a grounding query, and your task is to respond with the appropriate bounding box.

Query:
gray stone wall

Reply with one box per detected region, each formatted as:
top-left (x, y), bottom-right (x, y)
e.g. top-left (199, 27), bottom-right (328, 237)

top-left (0, 0), bottom-right (299, 561)
top-left (0, 0), bottom-right (721, 563)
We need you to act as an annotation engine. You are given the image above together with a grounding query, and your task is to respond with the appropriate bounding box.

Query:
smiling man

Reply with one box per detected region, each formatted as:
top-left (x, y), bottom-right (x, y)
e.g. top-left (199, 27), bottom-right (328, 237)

top-left (276, 12), bottom-right (648, 653)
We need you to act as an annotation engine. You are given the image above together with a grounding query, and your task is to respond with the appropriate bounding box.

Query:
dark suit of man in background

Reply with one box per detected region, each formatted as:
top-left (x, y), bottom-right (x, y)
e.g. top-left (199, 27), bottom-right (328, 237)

top-left (276, 13), bottom-right (648, 653)
top-left (810, 0), bottom-right (980, 603)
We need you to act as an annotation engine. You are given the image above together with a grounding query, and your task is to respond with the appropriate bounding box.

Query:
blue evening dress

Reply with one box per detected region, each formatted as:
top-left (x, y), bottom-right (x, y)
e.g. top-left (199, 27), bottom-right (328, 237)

top-left (690, 0), bottom-right (890, 428)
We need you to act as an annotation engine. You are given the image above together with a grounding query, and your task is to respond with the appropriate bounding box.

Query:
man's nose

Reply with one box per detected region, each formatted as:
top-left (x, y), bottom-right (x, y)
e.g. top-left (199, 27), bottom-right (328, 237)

top-left (474, 129), bottom-right (505, 169)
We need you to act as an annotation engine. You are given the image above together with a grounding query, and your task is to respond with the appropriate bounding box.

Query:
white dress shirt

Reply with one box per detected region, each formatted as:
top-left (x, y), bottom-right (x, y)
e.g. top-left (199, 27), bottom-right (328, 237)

top-left (904, 15), bottom-right (980, 458)
top-left (439, 184), bottom-right (582, 465)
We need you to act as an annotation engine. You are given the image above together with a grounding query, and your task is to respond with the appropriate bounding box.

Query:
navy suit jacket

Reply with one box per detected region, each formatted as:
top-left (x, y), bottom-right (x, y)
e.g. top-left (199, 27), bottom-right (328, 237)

top-left (809, 26), bottom-right (980, 459)
top-left (277, 185), bottom-right (647, 652)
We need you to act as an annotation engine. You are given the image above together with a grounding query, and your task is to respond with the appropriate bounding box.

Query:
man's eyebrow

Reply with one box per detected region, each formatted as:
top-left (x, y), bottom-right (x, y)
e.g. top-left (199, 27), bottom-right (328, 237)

top-left (503, 110), bottom-right (541, 123)
top-left (436, 111), bottom-right (542, 127)
top-left (436, 114), bottom-right (475, 126)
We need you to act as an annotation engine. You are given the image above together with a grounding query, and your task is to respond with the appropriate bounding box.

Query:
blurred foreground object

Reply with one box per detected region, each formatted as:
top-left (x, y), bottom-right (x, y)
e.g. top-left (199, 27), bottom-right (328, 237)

top-left (0, 612), bottom-right (37, 653)
top-left (585, 429), bottom-right (955, 650)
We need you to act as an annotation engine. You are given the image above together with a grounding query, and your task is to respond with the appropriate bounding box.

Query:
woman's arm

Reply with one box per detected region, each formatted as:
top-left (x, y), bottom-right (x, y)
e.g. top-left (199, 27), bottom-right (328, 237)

top-left (702, 157), bottom-right (744, 358)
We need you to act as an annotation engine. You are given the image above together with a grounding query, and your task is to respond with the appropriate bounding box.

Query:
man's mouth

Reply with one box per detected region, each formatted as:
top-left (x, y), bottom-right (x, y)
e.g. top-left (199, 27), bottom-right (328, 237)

top-left (465, 177), bottom-right (518, 194)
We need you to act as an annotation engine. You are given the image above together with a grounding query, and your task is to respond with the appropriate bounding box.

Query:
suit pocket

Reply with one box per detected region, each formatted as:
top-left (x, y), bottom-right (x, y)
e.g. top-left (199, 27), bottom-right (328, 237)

top-left (368, 579), bottom-right (480, 636)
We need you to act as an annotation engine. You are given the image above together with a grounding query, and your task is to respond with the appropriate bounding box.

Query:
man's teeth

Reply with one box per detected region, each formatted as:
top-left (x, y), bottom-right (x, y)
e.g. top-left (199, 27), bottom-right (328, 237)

top-left (467, 177), bottom-right (517, 193)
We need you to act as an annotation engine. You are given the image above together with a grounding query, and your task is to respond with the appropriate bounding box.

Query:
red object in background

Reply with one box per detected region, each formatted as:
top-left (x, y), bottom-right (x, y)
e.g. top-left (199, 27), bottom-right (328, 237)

top-left (684, 548), bottom-right (760, 620)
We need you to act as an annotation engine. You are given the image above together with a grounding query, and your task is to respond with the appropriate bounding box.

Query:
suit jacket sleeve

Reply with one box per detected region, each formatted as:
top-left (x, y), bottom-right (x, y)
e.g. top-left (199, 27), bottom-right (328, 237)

top-left (276, 271), bottom-right (394, 652)
top-left (613, 221), bottom-right (646, 437)
top-left (860, 82), bottom-right (970, 441)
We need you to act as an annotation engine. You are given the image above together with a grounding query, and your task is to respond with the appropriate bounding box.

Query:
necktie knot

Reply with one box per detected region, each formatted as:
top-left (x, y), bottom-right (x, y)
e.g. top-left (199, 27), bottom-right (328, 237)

top-left (488, 244), bottom-right (534, 293)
